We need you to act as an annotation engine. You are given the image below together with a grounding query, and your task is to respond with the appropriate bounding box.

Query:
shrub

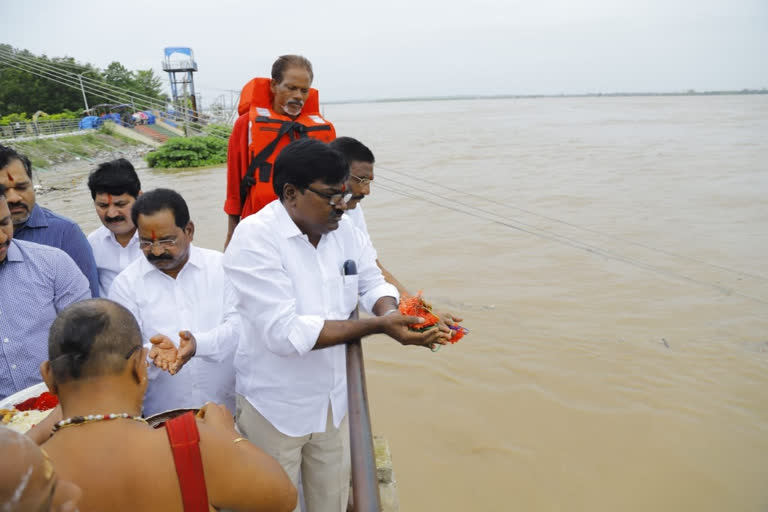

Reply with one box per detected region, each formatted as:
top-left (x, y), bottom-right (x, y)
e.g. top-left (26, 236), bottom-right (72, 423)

top-left (145, 136), bottom-right (227, 168)
top-left (203, 123), bottom-right (233, 139)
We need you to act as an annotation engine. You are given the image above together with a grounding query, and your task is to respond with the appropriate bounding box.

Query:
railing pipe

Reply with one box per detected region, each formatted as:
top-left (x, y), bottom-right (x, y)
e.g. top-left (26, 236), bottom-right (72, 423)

top-left (344, 260), bottom-right (382, 512)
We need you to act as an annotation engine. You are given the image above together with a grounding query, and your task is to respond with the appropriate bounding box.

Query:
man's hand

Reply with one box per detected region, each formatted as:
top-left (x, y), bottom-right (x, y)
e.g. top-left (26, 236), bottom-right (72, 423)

top-left (149, 334), bottom-right (177, 373)
top-left (148, 331), bottom-right (197, 375)
top-left (380, 313), bottom-right (451, 350)
top-left (174, 330), bottom-right (197, 374)
top-left (196, 402), bottom-right (236, 432)
top-left (435, 310), bottom-right (464, 337)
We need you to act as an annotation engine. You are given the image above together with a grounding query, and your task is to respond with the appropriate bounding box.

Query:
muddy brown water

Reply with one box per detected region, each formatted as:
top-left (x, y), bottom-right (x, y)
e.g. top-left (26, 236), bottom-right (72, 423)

top-left (39, 95), bottom-right (768, 511)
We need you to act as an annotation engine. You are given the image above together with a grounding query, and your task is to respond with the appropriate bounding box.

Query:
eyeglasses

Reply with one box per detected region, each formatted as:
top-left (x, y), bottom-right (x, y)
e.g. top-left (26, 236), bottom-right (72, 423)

top-left (124, 345), bottom-right (142, 359)
top-left (306, 186), bottom-right (353, 207)
top-left (139, 238), bottom-right (178, 250)
top-left (350, 175), bottom-right (373, 186)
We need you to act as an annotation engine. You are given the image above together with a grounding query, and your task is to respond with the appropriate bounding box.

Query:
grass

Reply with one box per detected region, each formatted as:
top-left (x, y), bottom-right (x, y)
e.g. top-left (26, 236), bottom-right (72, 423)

top-left (9, 130), bottom-right (143, 169)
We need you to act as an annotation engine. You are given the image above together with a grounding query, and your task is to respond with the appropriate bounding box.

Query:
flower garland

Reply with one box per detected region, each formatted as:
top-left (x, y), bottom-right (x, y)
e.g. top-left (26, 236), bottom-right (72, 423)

top-left (398, 291), bottom-right (468, 343)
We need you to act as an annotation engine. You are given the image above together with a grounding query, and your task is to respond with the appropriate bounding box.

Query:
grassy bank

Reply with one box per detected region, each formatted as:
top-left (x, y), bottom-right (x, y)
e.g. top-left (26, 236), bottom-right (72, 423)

top-left (4, 129), bottom-right (150, 171)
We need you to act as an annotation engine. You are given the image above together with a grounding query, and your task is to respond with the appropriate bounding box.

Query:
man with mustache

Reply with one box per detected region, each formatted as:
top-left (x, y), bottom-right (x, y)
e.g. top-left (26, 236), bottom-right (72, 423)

top-left (223, 139), bottom-right (450, 512)
top-left (223, 54), bottom-right (336, 248)
top-left (330, 137), bottom-right (464, 328)
top-left (109, 188), bottom-right (239, 416)
top-left (0, 183), bottom-right (90, 400)
top-left (86, 158), bottom-right (143, 296)
top-left (0, 145), bottom-right (100, 297)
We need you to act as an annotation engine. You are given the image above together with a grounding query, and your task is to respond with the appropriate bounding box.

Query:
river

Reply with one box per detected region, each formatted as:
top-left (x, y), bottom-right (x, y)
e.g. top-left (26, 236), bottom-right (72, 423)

top-left (39, 94), bottom-right (768, 511)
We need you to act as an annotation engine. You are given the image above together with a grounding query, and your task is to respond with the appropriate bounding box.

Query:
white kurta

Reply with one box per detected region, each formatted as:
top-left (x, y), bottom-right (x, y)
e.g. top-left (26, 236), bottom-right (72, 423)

top-left (87, 225), bottom-right (142, 297)
top-left (109, 245), bottom-right (239, 416)
top-left (223, 200), bottom-right (398, 437)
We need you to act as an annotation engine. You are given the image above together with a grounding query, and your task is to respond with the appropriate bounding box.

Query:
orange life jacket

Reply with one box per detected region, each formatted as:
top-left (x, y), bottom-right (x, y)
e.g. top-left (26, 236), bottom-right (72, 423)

top-left (237, 77), bottom-right (336, 215)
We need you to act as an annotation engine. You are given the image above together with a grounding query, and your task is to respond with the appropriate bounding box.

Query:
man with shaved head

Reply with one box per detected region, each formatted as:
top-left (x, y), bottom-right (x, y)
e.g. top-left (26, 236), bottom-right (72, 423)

top-left (39, 298), bottom-right (297, 512)
top-left (0, 427), bottom-right (81, 511)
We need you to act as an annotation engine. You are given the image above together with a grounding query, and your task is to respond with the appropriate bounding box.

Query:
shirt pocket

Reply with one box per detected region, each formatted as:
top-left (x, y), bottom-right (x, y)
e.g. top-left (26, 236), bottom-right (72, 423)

top-left (341, 274), bottom-right (359, 316)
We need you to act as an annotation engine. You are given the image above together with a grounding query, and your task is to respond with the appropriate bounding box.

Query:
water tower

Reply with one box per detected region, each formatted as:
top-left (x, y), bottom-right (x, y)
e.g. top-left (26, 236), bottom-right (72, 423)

top-left (162, 47), bottom-right (198, 120)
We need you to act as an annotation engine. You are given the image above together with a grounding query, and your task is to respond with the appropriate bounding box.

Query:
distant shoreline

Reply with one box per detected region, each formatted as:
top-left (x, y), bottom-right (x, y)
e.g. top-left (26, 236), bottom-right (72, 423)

top-left (326, 89), bottom-right (768, 105)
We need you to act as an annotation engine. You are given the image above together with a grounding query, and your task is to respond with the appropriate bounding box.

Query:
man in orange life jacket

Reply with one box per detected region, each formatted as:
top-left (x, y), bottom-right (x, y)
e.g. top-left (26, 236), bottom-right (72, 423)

top-left (224, 55), bottom-right (336, 248)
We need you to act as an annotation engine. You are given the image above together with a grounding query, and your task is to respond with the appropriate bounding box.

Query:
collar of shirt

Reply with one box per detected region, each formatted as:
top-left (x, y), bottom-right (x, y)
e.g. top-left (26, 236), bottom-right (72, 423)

top-left (5, 240), bottom-right (24, 263)
top-left (18, 203), bottom-right (48, 230)
top-left (99, 225), bottom-right (139, 247)
top-left (135, 243), bottom-right (204, 278)
top-left (273, 200), bottom-right (305, 240)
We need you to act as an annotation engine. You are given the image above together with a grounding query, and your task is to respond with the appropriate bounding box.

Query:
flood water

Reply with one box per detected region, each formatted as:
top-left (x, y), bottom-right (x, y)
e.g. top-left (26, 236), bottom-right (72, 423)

top-left (40, 94), bottom-right (768, 511)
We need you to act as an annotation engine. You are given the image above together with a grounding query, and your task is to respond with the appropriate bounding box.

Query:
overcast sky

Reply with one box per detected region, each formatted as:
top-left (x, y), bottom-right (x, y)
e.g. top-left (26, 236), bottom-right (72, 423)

top-left (2, 0), bottom-right (767, 105)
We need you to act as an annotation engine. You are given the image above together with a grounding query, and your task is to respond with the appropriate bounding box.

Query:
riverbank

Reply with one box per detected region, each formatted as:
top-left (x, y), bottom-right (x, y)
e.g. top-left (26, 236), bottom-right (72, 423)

top-left (5, 131), bottom-right (153, 174)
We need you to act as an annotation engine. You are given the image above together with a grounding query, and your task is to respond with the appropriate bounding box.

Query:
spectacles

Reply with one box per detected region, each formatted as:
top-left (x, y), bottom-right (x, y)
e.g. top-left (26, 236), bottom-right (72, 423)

top-left (306, 186), bottom-right (353, 207)
top-left (350, 175), bottom-right (373, 186)
top-left (139, 238), bottom-right (177, 250)
top-left (124, 345), bottom-right (142, 359)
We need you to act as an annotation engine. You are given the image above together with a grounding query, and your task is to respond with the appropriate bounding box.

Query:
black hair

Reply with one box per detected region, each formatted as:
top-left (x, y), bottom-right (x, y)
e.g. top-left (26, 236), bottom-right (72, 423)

top-left (0, 145), bottom-right (32, 178)
top-left (0, 183), bottom-right (5, 198)
top-left (271, 55), bottom-right (314, 83)
top-left (48, 299), bottom-right (143, 382)
top-left (273, 138), bottom-right (349, 200)
top-left (87, 158), bottom-right (141, 199)
top-left (131, 188), bottom-right (190, 229)
top-left (329, 137), bottom-right (375, 165)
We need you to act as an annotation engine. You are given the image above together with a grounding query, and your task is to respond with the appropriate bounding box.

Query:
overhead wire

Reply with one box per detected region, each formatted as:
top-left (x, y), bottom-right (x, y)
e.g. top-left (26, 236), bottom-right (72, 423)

top-left (0, 48), bottom-right (227, 136)
top-left (372, 174), bottom-right (768, 306)
top-left (376, 164), bottom-right (768, 282)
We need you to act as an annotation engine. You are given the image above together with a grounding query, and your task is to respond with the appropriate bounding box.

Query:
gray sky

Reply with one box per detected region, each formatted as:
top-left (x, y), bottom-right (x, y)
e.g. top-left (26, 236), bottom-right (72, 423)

top-left (2, 0), bottom-right (766, 104)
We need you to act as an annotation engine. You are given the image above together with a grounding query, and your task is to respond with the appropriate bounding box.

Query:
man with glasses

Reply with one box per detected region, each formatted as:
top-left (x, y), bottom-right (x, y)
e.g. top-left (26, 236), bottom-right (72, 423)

top-left (330, 136), bottom-right (464, 329)
top-left (109, 188), bottom-right (239, 416)
top-left (224, 138), bottom-right (450, 512)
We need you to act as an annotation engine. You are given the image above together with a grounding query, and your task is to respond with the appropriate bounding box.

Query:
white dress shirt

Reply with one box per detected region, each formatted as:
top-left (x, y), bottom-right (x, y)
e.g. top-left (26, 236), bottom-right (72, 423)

top-left (87, 225), bottom-right (142, 297)
top-left (345, 205), bottom-right (374, 251)
top-left (223, 200), bottom-right (398, 437)
top-left (109, 245), bottom-right (239, 416)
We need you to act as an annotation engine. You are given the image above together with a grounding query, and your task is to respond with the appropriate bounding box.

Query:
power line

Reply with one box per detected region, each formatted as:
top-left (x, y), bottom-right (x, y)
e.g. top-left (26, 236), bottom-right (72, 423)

top-left (376, 164), bottom-right (768, 282)
top-left (372, 175), bottom-right (768, 306)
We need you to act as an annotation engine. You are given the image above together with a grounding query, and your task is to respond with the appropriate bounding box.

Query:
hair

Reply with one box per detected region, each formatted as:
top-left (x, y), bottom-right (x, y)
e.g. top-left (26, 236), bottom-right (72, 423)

top-left (87, 158), bottom-right (141, 199)
top-left (329, 137), bottom-right (375, 165)
top-left (0, 183), bottom-right (5, 198)
top-left (48, 299), bottom-right (143, 382)
top-left (273, 138), bottom-right (349, 200)
top-left (271, 55), bottom-right (314, 83)
top-left (0, 145), bottom-right (32, 178)
top-left (130, 188), bottom-right (190, 229)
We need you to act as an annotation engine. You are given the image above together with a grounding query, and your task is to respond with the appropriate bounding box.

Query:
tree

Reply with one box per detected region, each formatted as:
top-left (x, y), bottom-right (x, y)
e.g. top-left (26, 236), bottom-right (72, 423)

top-left (0, 46), bottom-right (169, 115)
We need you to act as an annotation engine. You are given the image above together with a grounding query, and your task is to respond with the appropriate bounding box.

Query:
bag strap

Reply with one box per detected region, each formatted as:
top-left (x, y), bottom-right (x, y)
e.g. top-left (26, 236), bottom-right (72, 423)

top-left (239, 119), bottom-right (333, 209)
top-left (165, 412), bottom-right (210, 512)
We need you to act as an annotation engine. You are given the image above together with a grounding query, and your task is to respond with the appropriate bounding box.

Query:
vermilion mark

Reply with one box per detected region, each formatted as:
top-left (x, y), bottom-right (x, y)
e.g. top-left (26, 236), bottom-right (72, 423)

top-left (107, 193), bottom-right (113, 205)
top-left (6, 172), bottom-right (13, 183)
top-left (151, 230), bottom-right (156, 241)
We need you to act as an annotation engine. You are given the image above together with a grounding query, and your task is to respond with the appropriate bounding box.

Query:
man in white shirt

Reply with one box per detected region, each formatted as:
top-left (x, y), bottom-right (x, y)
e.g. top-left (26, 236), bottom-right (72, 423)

top-left (329, 136), bottom-right (463, 326)
top-left (110, 188), bottom-right (239, 417)
top-left (223, 138), bottom-right (450, 512)
top-left (86, 158), bottom-right (143, 297)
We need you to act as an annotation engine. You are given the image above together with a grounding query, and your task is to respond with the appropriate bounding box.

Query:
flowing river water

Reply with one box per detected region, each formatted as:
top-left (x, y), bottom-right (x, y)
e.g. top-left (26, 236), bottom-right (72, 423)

top-left (39, 94), bottom-right (768, 511)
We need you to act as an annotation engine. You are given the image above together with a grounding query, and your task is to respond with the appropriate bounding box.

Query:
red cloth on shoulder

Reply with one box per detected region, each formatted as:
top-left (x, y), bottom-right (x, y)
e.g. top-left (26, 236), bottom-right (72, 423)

top-left (165, 411), bottom-right (210, 511)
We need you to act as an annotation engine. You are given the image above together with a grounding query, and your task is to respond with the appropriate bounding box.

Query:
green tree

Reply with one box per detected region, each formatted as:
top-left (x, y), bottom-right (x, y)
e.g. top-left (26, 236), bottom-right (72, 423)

top-left (103, 61), bottom-right (134, 90)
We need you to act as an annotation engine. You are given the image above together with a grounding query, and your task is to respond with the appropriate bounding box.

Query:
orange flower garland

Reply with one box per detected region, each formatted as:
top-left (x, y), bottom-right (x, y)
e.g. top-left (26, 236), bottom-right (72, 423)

top-left (398, 291), bottom-right (467, 343)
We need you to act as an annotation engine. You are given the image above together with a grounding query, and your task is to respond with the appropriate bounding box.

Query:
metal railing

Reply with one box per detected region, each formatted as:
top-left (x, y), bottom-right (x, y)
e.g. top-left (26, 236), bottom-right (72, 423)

top-left (346, 307), bottom-right (382, 512)
top-left (344, 258), bottom-right (382, 512)
top-left (0, 119), bottom-right (82, 140)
